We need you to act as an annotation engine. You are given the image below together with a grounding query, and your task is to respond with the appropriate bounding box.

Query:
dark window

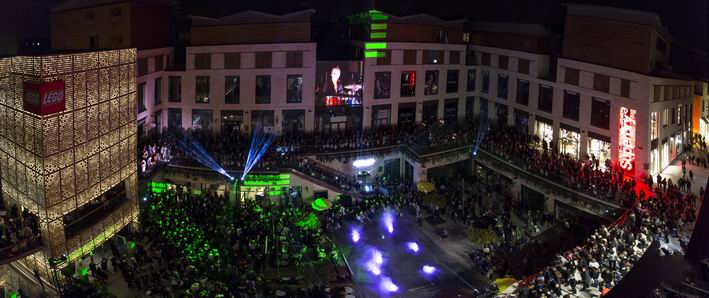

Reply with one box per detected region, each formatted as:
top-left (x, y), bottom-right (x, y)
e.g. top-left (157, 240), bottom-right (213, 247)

top-left (538, 85), bottom-right (553, 113)
top-left (664, 86), bottom-right (671, 100)
top-left (403, 50), bottom-right (417, 64)
top-left (286, 75), bottom-right (303, 103)
top-left (467, 69), bottom-right (476, 92)
top-left (422, 100), bottom-right (438, 124)
top-left (283, 109), bottom-right (305, 133)
top-left (138, 83), bottom-right (146, 113)
top-left (154, 77), bottom-right (161, 105)
top-left (154, 55), bottom-right (164, 71)
top-left (496, 74), bottom-right (508, 99)
top-left (481, 70), bottom-right (490, 93)
top-left (425, 71), bottom-right (439, 95)
top-left (374, 72), bottom-right (391, 99)
top-left (224, 76), bottom-right (240, 104)
top-left (447, 70), bottom-right (459, 94)
top-left (195, 76), bottom-right (210, 103)
top-left (89, 36), bottom-right (99, 49)
top-left (191, 109), bottom-right (214, 134)
top-left (137, 58), bottom-right (148, 76)
top-left (671, 108), bottom-right (676, 124)
top-left (286, 51), bottom-right (304, 68)
top-left (400, 71), bottom-right (416, 97)
top-left (465, 50), bottom-right (477, 65)
top-left (516, 79), bottom-right (529, 106)
top-left (593, 74), bottom-right (610, 93)
top-left (224, 53), bottom-right (240, 69)
top-left (562, 91), bottom-right (580, 121)
top-left (376, 50), bottom-right (391, 65)
top-left (621, 79), bottom-right (630, 98)
top-left (565, 68), bottom-right (579, 86)
top-left (111, 8), bottom-right (121, 17)
top-left (449, 51), bottom-right (460, 64)
top-left (518, 59), bottom-right (530, 75)
top-left (194, 54), bottom-right (211, 70)
top-left (498, 55), bottom-right (508, 70)
top-left (168, 76), bottom-right (181, 102)
top-left (444, 98), bottom-right (458, 123)
top-left (590, 97), bottom-right (610, 129)
top-left (465, 96), bottom-right (475, 121)
top-left (255, 52), bottom-right (272, 68)
top-left (423, 50), bottom-right (444, 64)
top-left (255, 75), bottom-right (271, 103)
top-left (168, 108), bottom-right (182, 133)
top-left (482, 53), bottom-right (491, 66)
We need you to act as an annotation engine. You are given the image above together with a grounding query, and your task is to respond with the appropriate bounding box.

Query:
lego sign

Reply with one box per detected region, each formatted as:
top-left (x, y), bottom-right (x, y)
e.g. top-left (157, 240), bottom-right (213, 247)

top-left (23, 81), bottom-right (66, 116)
top-left (618, 107), bottom-right (636, 176)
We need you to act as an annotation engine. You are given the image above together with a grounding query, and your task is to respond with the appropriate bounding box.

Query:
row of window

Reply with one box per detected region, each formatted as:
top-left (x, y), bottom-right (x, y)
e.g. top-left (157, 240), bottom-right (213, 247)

top-left (650, 105), bottom-right (690, 140)
top-left (137, 74), bottom-right (304, 111)
top-left (473, 52), bottom-right (531, 75)
top-left (652, 85), bottom-right (694, 102)
top-left (161, 108), bottom-right (306, 134)
top-left (564, 67), bottom-right (632, 98)
top-left (375, 50), bottom-right (461, 65)
top-left (193, 51), bottom-right (304, 70)
top-left (373, 69), bottom-right (469, 99)
top-left (137, 55), bottom-right (165, 77)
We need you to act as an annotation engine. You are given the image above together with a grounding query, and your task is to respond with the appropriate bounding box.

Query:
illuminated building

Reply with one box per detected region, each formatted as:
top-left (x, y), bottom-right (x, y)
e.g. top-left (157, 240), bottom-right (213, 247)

top-left (0, 49), bottom-right (138, 295)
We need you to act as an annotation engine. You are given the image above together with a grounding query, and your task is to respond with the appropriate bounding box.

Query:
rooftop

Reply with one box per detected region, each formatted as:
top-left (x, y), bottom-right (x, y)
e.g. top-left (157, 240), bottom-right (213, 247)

top-left (52, 0), bottom-right (170, 12)
top-left (563, 3), bottom-right (671, 41)
top-left (469, 22), bottom-right (552, 37)
top-left (189, 9), bottom-right (315, 27)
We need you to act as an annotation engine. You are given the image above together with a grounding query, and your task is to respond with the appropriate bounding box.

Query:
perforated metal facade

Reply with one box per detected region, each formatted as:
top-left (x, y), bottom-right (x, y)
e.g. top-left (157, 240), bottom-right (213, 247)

top-left (0, 49), bottom-right (138, 259)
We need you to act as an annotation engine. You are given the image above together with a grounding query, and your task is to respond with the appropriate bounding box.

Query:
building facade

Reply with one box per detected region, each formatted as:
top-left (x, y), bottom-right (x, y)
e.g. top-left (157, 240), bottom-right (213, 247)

top-left (0, 49), bottom-right (138, 291)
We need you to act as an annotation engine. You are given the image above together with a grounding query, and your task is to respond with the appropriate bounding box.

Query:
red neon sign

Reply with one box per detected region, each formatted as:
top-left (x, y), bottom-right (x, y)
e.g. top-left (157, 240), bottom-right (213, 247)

top-left (618, 107), bottom-right (636, 175)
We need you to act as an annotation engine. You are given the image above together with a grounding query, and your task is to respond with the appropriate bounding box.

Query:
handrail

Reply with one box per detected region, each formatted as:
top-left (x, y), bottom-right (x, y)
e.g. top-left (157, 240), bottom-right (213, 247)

top-left (0, 235), bottom-right (43, 265)
top-left (64, 196), bottom-right (129, 237)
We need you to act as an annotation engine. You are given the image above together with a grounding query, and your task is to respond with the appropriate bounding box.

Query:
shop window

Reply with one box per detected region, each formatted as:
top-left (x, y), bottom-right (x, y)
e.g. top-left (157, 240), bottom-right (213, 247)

top-left (374, 72), bottom-right (391, 99)
top-left (400, 71), bottom-right (416, 97)
top-left (650, 112), bottom-right (657, 140)
top-left (559, 126), bottom-right (580, 159)
top-left (286, 75), bottom-right (303, 103)
top-left (423, 50), bottom-right (444, 64)
top-left (424, 71), bottom-right (439, 95)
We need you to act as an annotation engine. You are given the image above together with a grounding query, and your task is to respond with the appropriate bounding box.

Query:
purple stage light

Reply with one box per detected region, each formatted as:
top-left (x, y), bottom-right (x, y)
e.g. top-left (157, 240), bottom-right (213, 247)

top-left (366, 262), bottom-right (381, 276)
top-left (422, 265), bottom-right (436, 274)
top-left (372, 250), bottom-right (383, 265)
top-left (382, 211), bottom-right (395, 234)
top-left (351, 229), bottom-right (361, 243)
top-left (380, 277), bottom-right (399, 293)
top-left (407, 242), bottom-right (420, 252)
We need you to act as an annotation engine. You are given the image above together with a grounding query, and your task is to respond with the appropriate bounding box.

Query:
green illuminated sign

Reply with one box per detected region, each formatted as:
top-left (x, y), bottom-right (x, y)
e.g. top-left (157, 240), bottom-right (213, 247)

top-left (371, 23), bottom-right (388, 30)
top-left (148, 181), bottom-right (173, 194)
top-left (242, 173), bottom-right (290, 186)
top-left (365, 42), bottom-right (387, 50)
top-left (370, 32), bottom-right (387, 39)
top-left (365, 51), bottom-right (386, 58)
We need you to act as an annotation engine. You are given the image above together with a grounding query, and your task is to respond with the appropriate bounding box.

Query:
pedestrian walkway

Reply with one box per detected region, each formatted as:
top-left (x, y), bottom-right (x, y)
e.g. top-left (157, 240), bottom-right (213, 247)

top-left (659, 148), bottom-right (709, 196)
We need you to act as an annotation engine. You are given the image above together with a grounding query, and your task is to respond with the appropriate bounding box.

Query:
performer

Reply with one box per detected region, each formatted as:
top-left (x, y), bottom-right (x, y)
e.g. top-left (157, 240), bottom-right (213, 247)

top-left (322, 66), bottom-right (345, 96)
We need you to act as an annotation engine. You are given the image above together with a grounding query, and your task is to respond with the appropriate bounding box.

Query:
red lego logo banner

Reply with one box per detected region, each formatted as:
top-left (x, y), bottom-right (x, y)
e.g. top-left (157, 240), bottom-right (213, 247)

top-left (23, 81), bottom-right (66, 116)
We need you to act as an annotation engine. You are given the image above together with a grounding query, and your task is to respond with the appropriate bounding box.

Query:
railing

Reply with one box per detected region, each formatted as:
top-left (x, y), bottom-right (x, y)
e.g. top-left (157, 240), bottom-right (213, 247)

top-left (0, 235), bottom-right (43, 265)
top-left (64, 196), bottom-right (129, 238)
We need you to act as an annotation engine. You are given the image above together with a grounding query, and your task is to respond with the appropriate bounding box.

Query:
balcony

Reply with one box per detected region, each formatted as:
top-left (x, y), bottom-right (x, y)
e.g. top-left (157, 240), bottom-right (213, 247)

top-left (0, 201), bottom-right (43, 264)
top-left (63, 183), bottom-right (128, 238)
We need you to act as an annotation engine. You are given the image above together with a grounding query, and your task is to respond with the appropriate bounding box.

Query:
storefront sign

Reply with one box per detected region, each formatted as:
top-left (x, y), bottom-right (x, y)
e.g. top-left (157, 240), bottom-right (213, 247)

top-left (618, 107), bottom-right (637, 175)
top-left (23, 80), bottom-right (66, 116)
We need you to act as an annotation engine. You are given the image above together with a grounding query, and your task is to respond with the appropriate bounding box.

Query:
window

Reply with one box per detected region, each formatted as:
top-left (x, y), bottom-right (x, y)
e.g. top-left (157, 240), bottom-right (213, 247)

top-left (111, 8), bottom-right (121, 17)
top-left (423, 50), bottom-right (444, 64)
top-left (192, 109), bottom-right (214, 134)
top-left (593, 74), bottom-right (610, 93)
top-left (286, 75), bottom-right (303, 103)
top-left (496, 74), bottom-right (508, 99)
top-left (671, 108), bottom-right (676, 124)
top-left (424, 71), bottom-right (439, 95)
top-left (85, 11), bottom-right (95, 21)
top-left (286, 51), bottom-right (304, 68)
top-left (481, 70), bottom-right (490, 93)
top-left (465, 96), bottom-right (475, 121)
top-left (518, 59), bottom-right (530, 75)
top-left (498, 55), bottom-right (508, 70)
top-left (449, 51), bottom-right (460, 64)
top-left (590, 97), bottom-right (610, 129)
top-left (677, 105), bottom-right (682, 125)
top-left (283, 110), bottom-right (305, 133)
top-left (168, 108), bottom-right (182, 133)
top-left (224, 53), bottom-right (241, 69)
top-left (538, 85), bottom-right (553, 113)
top-left (662, 109), bottom-right (669, 126)
top-left (195, 76), bottom-right (210, 103)
top-left (154, 77), bottom-right (161, 105)
top-left (651, 112), bottom-right (658, 140)
top-left (155, 55), bottom-right (164, 71)
top-left (562, 91), bottom-right (580, 121)
top-left (656, 37), bottom-right (667, 54)
top-left (255, 75), bottom-right (271, 104)
top-left (466, 69), bottom-right (476, 92)
top-left (565, 68), bottom-right (579, 86)
top-left (447, 70), bottom-right (459, 94)
top-left (400, 71), bottom-right (416, 97)
top-left (374, 71), bottom-right (391, 99)
top-left (194, 54), bottom-right (211, 70)
top-left (168, 76), bottom-right (181, 102)
top-left (403, 50), bottom-right (417, 64)
top-left (374, 72), bottom-right (391, 99)
top-left (653, 85), bottom-right (661, 102)
top-left (376, 50), bottom-right (391, 65)
top-left (621, 79), bottom-right (631, 98)
top-left (664, 86), bottom-right (671, 100)
top-left (138, 83), bottom-right (146, 113)
top-left (433, 30), bottom-right (448, 43)
top-left (137, 58), bottom-right (148, 76)
top-left (89, 36), bottom-right (99, 49)
top-left (224, 76), bottom-right (240, 104)
top-left (516, 79), bottom-right (529, 106)
top-left (255, 52), bottom-right (272, 68)
top-left (481, 53), bottom-right (491, 66)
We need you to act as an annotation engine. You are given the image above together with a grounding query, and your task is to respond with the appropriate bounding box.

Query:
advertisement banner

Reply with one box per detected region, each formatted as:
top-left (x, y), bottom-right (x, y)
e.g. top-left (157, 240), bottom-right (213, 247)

top-left (23, 80), bottom-right (66, 116)
top-left (315, 61), bottom-right (363, 108)
top-left (618, 107), bottom-right (637, 177)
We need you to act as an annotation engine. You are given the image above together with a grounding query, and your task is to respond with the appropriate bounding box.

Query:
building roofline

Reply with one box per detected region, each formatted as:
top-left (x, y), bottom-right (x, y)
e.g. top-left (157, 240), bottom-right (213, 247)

top-left (563, 3), bottom-right (671, 41)
top-left (189, 9), bottom-right (315, 27)
top-left (52, 0), bottom-right (170, 13)
top-left (469, 22), bottom-right (552, 37)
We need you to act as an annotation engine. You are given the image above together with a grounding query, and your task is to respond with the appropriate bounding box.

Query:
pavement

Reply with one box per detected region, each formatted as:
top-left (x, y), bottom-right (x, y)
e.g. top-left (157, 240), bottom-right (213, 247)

top-left (658, 148), bottom-right (709, 196)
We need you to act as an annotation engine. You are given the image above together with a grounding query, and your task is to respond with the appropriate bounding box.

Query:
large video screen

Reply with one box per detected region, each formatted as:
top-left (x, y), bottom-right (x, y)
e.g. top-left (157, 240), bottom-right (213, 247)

top-left (315, 61), bottom-right (363, 108)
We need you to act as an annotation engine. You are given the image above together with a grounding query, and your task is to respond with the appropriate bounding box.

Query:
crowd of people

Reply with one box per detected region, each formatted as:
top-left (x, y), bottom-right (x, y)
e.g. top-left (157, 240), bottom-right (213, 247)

top-left (0, 197), bottom-right (41, 258)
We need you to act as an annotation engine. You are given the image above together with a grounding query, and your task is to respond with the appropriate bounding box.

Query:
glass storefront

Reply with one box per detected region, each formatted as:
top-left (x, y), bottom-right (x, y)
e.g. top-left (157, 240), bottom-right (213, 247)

top-left (534, 120), bottom-right (553, 145)
top-left (587, 137), bottom-right (611, 171)
top-left (650, 148), bottom-right (659, 175)
top-left (559, 127), bottom-right (580, 159)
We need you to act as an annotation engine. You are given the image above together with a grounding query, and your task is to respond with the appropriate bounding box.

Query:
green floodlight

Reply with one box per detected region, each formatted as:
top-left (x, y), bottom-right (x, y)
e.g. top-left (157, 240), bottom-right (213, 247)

top-left (311, 198), bottom-right (332, 211)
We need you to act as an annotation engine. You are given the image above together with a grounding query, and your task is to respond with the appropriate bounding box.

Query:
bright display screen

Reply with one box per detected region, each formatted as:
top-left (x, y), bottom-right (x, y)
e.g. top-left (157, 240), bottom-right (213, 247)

top-left (315, 61), bottom-right (363, 107)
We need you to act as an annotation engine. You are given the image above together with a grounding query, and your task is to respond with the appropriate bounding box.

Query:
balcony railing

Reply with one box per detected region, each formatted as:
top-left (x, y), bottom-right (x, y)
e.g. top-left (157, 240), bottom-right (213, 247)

top-left (0, 235), bottom-right (42, 265)
top-left (64, 194), bottom-right (129, 238)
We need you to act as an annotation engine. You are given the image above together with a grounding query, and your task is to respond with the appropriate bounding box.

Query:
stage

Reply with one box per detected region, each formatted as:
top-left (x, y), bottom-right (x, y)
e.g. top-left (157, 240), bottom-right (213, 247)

top-left (333, 211), bottom-right (493, 297)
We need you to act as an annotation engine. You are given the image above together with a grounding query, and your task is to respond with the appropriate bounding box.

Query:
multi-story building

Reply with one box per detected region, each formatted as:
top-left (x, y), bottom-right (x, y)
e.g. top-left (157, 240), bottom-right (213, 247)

top-left (0, 49), bottom-right (138, 295)
top-left (465, 4), bottom-right (697, 178)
